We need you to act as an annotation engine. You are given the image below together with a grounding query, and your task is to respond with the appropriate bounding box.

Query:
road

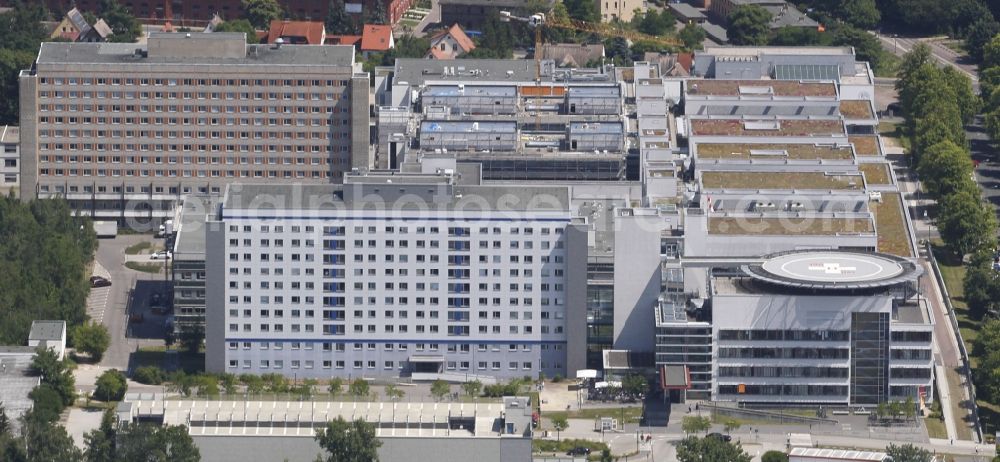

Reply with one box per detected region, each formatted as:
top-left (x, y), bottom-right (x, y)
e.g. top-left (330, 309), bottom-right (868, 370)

top-left (876, 34), bottom-right (979, 83)
top-left (92, 235), bottom-right (168, 371)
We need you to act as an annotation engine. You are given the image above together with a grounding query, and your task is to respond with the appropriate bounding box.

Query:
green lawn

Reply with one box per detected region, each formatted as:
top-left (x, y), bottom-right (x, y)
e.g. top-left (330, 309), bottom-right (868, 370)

top-left (125, 241), bottom-right (153, 255)
top-left (125, 261), bottom-right (163, 273)
top-left (925, 416), bottom-right (947, 439)
top-left (543, 406), bottom-right (643, 424)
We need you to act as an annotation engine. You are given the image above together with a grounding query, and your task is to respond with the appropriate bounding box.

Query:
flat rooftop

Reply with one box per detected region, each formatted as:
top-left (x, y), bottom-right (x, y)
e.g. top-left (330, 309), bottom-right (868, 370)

top-left (850, 135), bottom-right (882, 156)
top-left (568, 121), bottom-right (623, 134)
top-left (124, 396), bottom-right (529, 438)
top-left (28, 321), bottom-right (64, 341)
top-left (421, 120), bottom-right (517, 133)
top-left (424, 85), bottom-right (517, 97)
top-left (566, 85), bottom-right (621, 97)
top-left (708, 216), bottom-right (874, 235)
top-left (696, 142), bottom-right (853, 160)
top-left (873, 192), bottom-right (913, 257)
top-left (393, 58), bottom-right (553, 85)
top-left (701, 171), bottom-right (863, 190)
top-left (689, 118), bottom-right (845, 137)
top-left (686, 80), bottom-right (837, 98)
top-left (0, 351), bottom-right (40, 435)
top-left (35, 39), bottom-right (355, 67)
top-left (174, 194), bottom-right (222, 257)
top-left (859, 163), bottom-right (892, 185)
top-left (221, 183), bottom-right (570, 214)
top-left (840, 100), bottom-right (875, 119)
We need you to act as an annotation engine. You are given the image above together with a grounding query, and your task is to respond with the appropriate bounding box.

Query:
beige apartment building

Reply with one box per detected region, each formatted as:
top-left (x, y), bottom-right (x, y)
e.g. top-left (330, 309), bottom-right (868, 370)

top-left (599, 0), bottom-right (643, 22)
top-left (18, 33), bottom-right (370, 223)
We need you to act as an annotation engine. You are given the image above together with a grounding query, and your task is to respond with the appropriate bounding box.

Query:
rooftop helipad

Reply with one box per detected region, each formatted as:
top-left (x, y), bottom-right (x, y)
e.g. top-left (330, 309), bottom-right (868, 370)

top-left (742, 250), bottom-right (922, 289)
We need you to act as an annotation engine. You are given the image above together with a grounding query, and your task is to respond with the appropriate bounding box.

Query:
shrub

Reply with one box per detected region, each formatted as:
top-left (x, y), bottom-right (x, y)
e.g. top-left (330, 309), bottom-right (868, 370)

top-left (133, 366), bottom-right (165, 385)
top-left (94, 369), bottom-right (128, 401)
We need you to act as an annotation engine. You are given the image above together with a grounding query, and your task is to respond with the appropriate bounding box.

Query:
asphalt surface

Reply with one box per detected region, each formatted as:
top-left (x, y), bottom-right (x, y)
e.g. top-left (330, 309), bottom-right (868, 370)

top-left (876, 34), bottom-right (979, 83)
top-left (94, 234), bottom-right (169, 371)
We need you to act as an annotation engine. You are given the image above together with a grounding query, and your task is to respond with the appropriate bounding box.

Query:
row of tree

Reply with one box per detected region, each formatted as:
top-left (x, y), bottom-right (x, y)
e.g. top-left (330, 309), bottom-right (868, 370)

top-left (893, 45), bottom-right (996, 263)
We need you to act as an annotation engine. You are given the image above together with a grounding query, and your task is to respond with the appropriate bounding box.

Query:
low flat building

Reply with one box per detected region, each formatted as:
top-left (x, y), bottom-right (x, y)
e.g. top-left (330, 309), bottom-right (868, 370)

top-left (709, 0), bottom-right (818, 30)
top-left (118, 395), bottom-right (532, 462)
top-left (27, 320), bottom-right (66, 360)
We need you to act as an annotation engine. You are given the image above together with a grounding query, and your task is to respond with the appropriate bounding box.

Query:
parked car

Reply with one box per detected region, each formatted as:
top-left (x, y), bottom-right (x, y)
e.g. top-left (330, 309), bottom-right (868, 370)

top-left (150, 250), bottom-right (172, 260)
top-left (706, 432), bottom-right (732, 442)
top-left (89, 276), bottom-right (112, 288)
top-left (566, 447), bottom-right (591, 456)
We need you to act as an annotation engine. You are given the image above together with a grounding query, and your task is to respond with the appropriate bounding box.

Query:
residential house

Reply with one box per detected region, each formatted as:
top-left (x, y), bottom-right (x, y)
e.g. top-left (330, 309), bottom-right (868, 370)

top-left (642, 52), bottom-right (693, 77)
top-left (600, 0), bottom-right (643, 22)
top-left (267, 19), bottom-right (326, 45)
top-left (541, 43), bottom-right (605, 68)
top-left (49, 8), bottom-right (112, 42)
top-left (360, 24), bottom-right (394, 56)
top-left (427, 24), bottom-right (475, 59)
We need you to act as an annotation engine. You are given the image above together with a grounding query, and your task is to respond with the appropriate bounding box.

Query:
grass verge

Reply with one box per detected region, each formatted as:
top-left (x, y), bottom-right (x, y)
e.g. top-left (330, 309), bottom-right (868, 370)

top-left (533, 438), bottom-right (609, 455)
top-left (543, 406), bottom-right (643, 424)
top-left (925, 416), bottom-right (947, 439)
top-left (125, 261), bottom-right (163, 273)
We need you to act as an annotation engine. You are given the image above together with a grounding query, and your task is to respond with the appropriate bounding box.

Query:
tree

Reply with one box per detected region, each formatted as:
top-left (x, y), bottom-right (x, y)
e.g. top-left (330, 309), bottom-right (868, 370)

top-left (461, 380), bottom-right (482, 397)
top-left (430, 380), bottom-right (451, 401)
top-left (326, 0), bottom-right (356, 35)
top-left (974, 320), bottom-right (1000, 401)
top-left (550, 414), bottom-right (569, 441)
top-left (840, 0), bottom-right (880, 29)
top-left (622, 375), bottom-right (648, 400)
top-left (115, 423), bottom-right (200, 462)
top-left (769, 26), bottom-right (823, 46)
top-left (563, 0), bottom-right (600, 22)
top-left (384, 384), bottom-right (404, 401)
top-left (30, 346), bottom-right (75, 406)
top-left (314, 416), bottom-right (382, 462)
top-left (94, 369), bottom-right (127, 402)
top-left (728, 5), bottom-right (771, 46)
top-left (723, 419), bottom-right (741, 434)
top-left (966, 17), bottom-right (1000, 62)
top-left (895, 43), bottom-right (933, 116)
top-left (72, 322), bottom-right (110, 362)
top-left (28, 385), bottom-right (64, 423)
top-left (349, 379), bottom-right (370, 398)
top-left (762, 450), bottom-right (789, 462)
top-left (916, 141), bottom-right (974, 198)
top-left (213, 20), bottom-right (258, 43)
top-left (832, 26), bottom-right (890, 75)
top-left (964, 258), bottom-right (1000, 320)
top-left (681, 416), bottom-right (711, 435)
top-left (937, 190), bottom-right (998, 257)
top-left (634, 9), bottom-right (675, 36)
top-left (240, 374), bottom-right (265, 395)
top-left (23, 416), bottom-right (83, 462)
top-left (99, 0), bottom-right (143, 43)
top-left (676, 436), bottom-right (752, 462)
top-left (678, 23), bottom-right (706, 51)
top-left (83, 409), bottom-right (116, 462)
top-left (328, 377), bottom-right (344, 396)
top-left (180, 325), bottom-right (204, 355)
top-left (941, 66), bottom-right (980, 125)
top-left (242, 0), bottom-right (283, 30)
top-left (600, 448), bottom-right (613, 462)
top-left (885, 443), bottom-right (933, 462)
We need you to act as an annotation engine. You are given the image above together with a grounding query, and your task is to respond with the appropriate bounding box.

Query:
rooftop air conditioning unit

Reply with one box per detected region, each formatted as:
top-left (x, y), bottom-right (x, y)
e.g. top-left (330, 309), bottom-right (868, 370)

top-left (869, 191), bottom-right (883, 202)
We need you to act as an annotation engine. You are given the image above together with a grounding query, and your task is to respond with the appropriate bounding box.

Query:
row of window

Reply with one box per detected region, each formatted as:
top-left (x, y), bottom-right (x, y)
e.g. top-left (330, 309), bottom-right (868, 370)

top-left (40, 169), bottom-right (336, 179)
top-left (42, 154), bottom-right (334, 164)
top-left (226, 323), bottom-right (563, 335)
top-left (38, 129), bottom-right (349, 140)
top-left (227, 359), bottom-right (533, 371)
top-left (40, 77), bottom-right (350, 87)
top-left (39, 91), bottom-right (346, 102)
top-left (227, 341), bottom-right (536, 353)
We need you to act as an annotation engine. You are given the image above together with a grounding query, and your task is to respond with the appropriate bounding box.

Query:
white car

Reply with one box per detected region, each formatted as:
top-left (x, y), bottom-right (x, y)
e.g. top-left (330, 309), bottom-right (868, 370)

top-left (150, 250), bottom-right (172, 260)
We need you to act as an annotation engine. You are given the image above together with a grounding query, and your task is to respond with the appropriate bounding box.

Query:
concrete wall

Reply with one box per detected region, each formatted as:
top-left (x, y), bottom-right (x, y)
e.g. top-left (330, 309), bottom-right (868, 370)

top-left (18, 73), bottom-right (36, 200)
top-left (352, 74), bottom-right (373, 172)
top-left (564, 223), bottom-right (589, 376)
top-left (204, 219), bottom-right (227, 374)
top-left (612, 213), bottom-right (662, 352)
